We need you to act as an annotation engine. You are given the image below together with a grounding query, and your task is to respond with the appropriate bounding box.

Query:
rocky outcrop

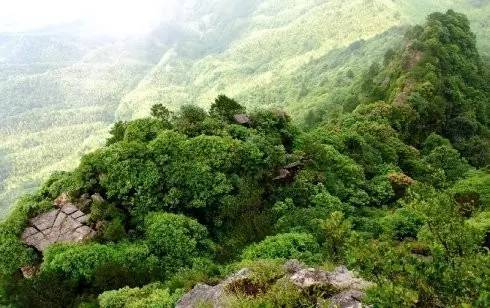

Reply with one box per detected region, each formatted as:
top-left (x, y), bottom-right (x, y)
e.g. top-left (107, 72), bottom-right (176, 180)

top-left (21, 194), bottom-right (95, 252)
top-left (176, 260), bottom-right (372, 308)
top-left (233, 114), bottom-right (251, 125)
top-left (176, 268), bottom-right (251, 308)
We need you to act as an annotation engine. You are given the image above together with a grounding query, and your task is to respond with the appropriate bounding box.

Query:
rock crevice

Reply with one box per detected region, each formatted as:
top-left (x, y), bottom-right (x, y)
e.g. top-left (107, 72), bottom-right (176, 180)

top-left (21, 196), bottom-right (95, 252)
top-left (176, 260), bottom-right (372, 308)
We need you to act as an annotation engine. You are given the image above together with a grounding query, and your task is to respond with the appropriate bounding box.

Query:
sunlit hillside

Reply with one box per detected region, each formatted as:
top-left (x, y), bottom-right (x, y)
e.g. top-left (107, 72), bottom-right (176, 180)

top-left (1, 0), bottom-right (489, 216)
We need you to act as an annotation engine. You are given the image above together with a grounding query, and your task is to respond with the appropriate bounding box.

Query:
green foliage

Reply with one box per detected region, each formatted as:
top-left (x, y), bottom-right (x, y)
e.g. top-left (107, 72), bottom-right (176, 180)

top-left (423, 144), bottom-right (471, 183)
top-left (150, 104), bottom-right (172, 124)
top-left (210, 95), bottom-right (245, 122)
top-left (144, 213), bottom-right (213, 268)
top-left (2, 0), bottom-right (490, 219)
top-left (3, 269), bottom-right (79, 308)
top-left (320, 211), bottom-right (352, 260)
top-left (41, 242), bottom-right (157, 283)
top-left (381, 207), bottom-right (425, 240)
top-left (242, 232), bottom-right (320, 263)
top-left (107, 122), bottom-right (129, 146)
top-left (357, 10), bottom-right (490, 167)
top-left (225, 279), bottom-right (305, 308)
top-left (451, 169), bottom-right (490, 210)
top-left (365, 282), bottom-right (419, 308)
top-left (1, 9), bottom-right (490, 307)
top-left (98, 283), bottom-right (180, 308)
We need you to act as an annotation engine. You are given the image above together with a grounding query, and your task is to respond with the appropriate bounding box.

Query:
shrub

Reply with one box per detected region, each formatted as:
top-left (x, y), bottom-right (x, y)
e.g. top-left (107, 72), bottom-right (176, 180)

top-left (144, 213), bottom-right (213, 268)
top-left (123, 118), bottom-right (165, 143)
top-left (98, 283), bottom-right (180, 308)
top-left (365, 282), bottom-right (419, 308)
top-left (382, 207), bottom-right (425, 240)
top-left (242, 232), bottom-right (320, 263)
top-left (42, 243), bottom-right (155, 282)
top-left (210, 95), bottom-right (245, 122)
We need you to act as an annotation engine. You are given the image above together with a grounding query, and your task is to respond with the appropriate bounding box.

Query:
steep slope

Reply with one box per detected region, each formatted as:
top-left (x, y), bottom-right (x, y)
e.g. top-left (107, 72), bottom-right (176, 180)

top-left (0, 11), bottom-right (488, 307)
top-left (117, 0), bottom-right (490, 119)
top-left (0, 24), bottom-right (196, 216)
top-left (1, 0), bottom-right (489, 217)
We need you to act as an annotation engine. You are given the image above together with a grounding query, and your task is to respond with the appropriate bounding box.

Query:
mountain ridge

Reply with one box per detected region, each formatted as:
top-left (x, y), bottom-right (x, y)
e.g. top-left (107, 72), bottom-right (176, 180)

top-left (1, 0), bottom-right (489, 217)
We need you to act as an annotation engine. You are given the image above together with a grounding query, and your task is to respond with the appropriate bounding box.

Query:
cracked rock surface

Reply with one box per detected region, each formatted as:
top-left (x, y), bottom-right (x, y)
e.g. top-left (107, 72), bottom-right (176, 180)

top-left (176, 260), bottom-right (372, 308)
top-left (21, 200), bottom-right (95, 252)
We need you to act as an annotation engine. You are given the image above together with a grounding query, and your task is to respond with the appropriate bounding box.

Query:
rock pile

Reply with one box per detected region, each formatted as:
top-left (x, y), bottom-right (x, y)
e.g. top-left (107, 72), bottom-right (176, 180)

top-left (21, 195), bottom-right (95, 252)
top-left (176, 260), bottom-right (372, 308)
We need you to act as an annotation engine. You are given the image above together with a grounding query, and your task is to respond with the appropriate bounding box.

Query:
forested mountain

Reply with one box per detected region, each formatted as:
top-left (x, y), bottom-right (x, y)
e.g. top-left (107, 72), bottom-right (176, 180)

top-left (0, 9), bottom-right (489, 307)
top-left (1, 0), bottom-right (490, 217)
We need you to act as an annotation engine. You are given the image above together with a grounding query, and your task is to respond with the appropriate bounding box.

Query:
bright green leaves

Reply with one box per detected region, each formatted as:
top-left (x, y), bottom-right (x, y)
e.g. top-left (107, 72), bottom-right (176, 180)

top-left (98, 283), bottom-right (180, 308)
top-left (242, 232), bottom-right (320, 263)
top-left (42, 243), bottom-right (154, 282)
top-left (144, 213), bottom-right (213, 264)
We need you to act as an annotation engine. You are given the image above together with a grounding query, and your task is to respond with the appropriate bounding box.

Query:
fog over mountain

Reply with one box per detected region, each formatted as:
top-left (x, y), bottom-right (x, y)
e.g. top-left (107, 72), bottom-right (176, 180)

top-left (0, 0), bottom-right (489, 216)
top-left (0, 1), bottom-right (490, 307)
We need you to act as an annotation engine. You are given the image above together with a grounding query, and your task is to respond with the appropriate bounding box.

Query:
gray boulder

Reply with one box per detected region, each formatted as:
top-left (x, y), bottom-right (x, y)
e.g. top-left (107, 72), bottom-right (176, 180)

top-left (21, 195), bottom-right (96, 252)
top-left (176, 268), bottom-right (250, 308)
top-left (177, 260), bottom-right (372, 308)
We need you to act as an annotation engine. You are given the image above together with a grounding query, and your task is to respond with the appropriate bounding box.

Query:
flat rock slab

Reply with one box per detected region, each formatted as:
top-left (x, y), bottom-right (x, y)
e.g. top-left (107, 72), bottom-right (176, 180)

top-left (21, 203), bottom-right (95, 252)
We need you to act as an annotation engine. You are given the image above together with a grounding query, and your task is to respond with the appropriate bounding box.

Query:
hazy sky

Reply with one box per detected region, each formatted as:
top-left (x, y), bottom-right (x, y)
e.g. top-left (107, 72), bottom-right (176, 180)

top-left (0, 0), bottom-right (181, 35)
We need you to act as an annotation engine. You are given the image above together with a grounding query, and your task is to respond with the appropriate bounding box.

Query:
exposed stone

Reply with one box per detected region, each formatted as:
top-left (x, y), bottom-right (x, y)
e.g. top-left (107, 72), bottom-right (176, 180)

top-left (274, 161), bottom-right (303, 181)
top-left (233, 114), bottom-right (250, 125)
top-left (177, 284), bottom-right (217, 308)
top-left (329, 289), bottom-right (365, 308)
top-left (273, 168), bottom-right (290, 180)
top-left (290, 267), bottom-right (330, 288)
top-left (176, 268), bottom-right (251, 308)
top-left (21, 266), bottom-right (38, 279)
top-left (76, 214), bottom-right (90, 224)
top-left (79, 193), bottom-right (92, 210)
top-left (177, 262), bottom-right (372, 308)
top-left (21, 227), bottom-right (39, 239)
top-left (30, 210), bottom-right (58, 231)
top-left (60, 203), bottom-right (78, 215)
top-left (327, 266), bottom-right (372, 291)
top-left (71, 210), bottom-right (85, 219)
top-left (53, 192), bottom-right (71, 207)
top-left (53, 212), bottom-right (67, 228)
top-left (91, 193), bottom-right (105, 204)
top-left (289, 265), bottom-right (372, 307)
top-left (284, 259), bottom-right (306, 274)
top-left (21, 198), bottom-right (95, 252)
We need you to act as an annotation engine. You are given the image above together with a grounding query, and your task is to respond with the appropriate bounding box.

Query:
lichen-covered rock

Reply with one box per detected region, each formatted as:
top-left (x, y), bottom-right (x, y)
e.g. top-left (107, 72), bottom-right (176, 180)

top-left (91, 193), bottom-right (105, 204)
top-left (176, 268), bottom-right (250, 308)
top-left (327, 266), bottom-right (373, 291)
top-left (21, 195), bottom-right (96, 252)
top-left (176, 261), bottom-right (372, 308)
top-left (328, 289), bottom-right (365, 308)
top-left (20, 265), bottom-right (38, 279)
top-left (290, 267), bottom-right (330, 288)
top-left (284, 259), bottom-right (305, 274)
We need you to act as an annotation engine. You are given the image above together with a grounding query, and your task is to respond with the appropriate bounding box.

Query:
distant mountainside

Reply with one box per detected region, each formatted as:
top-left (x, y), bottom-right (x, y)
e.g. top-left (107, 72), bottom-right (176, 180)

top-left (1, 0), bottom-right (489, 216)
top-left (1, 10), bottom-right (488, 307)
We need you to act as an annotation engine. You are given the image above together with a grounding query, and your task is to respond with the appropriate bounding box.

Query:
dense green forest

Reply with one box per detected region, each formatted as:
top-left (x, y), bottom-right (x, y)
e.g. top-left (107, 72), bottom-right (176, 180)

top-left (0, 10), bottom-right (489, 307)
top-left (1, 0), bottom-right (490, 217)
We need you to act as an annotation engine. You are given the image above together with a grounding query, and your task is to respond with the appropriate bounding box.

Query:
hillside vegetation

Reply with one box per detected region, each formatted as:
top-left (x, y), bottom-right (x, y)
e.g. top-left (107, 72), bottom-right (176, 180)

top-left (1, 0), bottom-right (490, 217)
top-left (0, 11), bottom-right (489, 307)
